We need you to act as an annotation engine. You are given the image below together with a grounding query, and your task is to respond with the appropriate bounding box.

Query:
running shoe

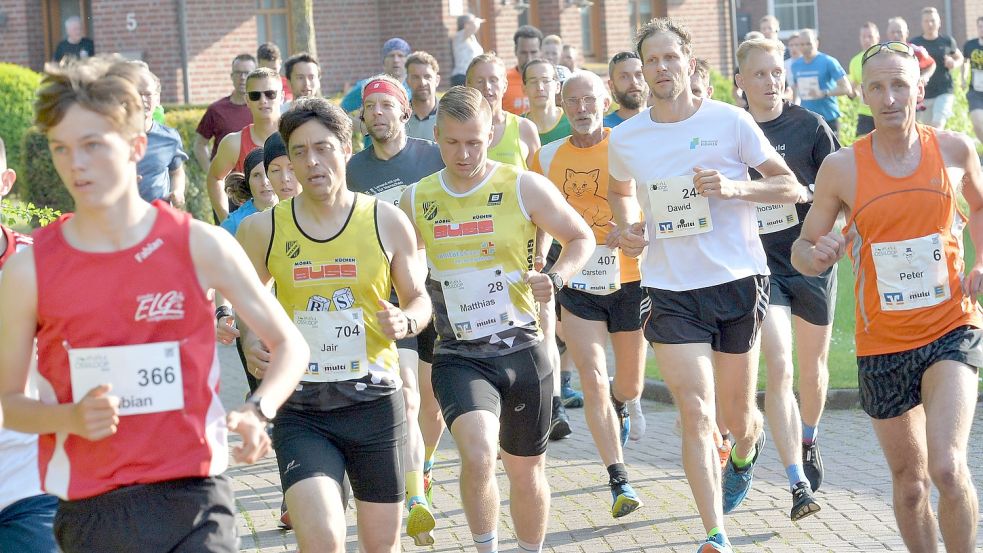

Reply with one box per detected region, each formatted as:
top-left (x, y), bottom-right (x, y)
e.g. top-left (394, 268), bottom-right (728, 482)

top-left (406, 496), bottom-right (436, 546)
top-left (721, 431), bottom-right (766, 514)
top-left (790, 481), bottom-right (821, 521)
top-left (423, 463), bottom-right (434, 507)
top-left (696, 533), bottom-right (732, 552)
top-left (561, 377), bottom-right (585, 408)
top-left (802, 440), bottom-right (824, 492)
top-left (279, 500), bottom-right (291, 530)
top-left (627, 399), bottom-right (646, 441)
top-left (549, 396), bottom-right (572, 440)
top-left (610, 482), bottom-right (642, 518)
top-left (715, 431), bottom-right (733, 470)
top-left (612, 394), bottom-right (630, 447)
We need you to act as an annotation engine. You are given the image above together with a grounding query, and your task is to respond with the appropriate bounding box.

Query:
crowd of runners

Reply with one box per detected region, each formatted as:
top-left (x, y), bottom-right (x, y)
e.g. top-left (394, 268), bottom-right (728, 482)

top-left (0, 7), bottom-right (981, 553)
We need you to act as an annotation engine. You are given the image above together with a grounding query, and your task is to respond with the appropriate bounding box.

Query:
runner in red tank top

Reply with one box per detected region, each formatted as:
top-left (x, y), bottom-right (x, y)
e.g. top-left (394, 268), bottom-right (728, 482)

top-left (206, 67), bottom-right (283, 222)
top-left (0, 58), bottom-right (308, 553)
top-left (792, 43), bottom-right (983, 551)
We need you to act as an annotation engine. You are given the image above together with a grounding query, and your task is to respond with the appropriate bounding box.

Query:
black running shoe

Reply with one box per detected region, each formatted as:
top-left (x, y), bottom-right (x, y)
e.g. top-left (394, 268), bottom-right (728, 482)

top-left (549, 396), bottom-right (572, 440)
top-left (790, 481), bottom-right (821, 521)
top-left (802, 441), bottom-right (824, 492)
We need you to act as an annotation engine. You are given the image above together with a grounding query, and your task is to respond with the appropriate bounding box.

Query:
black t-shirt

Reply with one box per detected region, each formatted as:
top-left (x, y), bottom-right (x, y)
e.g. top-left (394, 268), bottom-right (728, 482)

top-left (346, 137), bottom-right (445, 200)
top-left (53, 38), bottom-right (95, 62)
top-left (911, 34), bottom-right (959, 98)
top-left (964, 38), bottom-right (983, 95)
top-left (750, 103), bottom-right (840, 276)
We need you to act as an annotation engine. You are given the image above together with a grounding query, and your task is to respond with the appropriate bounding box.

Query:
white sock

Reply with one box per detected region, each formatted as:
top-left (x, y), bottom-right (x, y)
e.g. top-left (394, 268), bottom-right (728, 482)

top-left (517, 539), bottom-right (543, 553)
top-left (473, 531), bottom-right (498, 553)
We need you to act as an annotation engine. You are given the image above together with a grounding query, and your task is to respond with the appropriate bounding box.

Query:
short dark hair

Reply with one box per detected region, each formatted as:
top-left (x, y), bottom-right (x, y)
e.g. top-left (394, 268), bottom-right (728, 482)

top-left (406, 51), bottom-right (440, 73)
top-left (257, 42), bottom-right (281, 63)
top-left (279, 97), bottom-right (352, 150)
top-left (284, 52), bottom-right (320, 80)
top-left (232, 54), bottom-right (257, 68)
top-left (513, 25), bottom-right (543, 48)
top-left (634, 17), bottom-right (692, 59)
top-left (521, 58), bottom-right (556, 83)
top-left (608, 51), bottom-right (639, 77)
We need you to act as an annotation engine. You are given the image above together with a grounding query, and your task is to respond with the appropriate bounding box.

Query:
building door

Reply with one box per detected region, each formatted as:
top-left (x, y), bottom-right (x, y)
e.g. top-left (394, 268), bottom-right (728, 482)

top-left (42, 0), bottom-right (92, 62)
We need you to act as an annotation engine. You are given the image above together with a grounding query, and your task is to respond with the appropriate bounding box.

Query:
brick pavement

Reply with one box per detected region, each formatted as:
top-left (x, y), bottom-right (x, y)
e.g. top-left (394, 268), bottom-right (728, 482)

top-left (218, 345), bottom-right (983, 552)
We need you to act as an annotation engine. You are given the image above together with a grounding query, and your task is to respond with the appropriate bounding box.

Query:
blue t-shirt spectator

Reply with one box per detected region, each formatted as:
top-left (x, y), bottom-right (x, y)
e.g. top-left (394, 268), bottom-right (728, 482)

top-left (219, 199), bottom-right (258, 237)
top-left (791, 53), bottom-right (847, 124)
top-left (603, 111), bottom-right (628, 128)
top-left (136, 121), bottom-right (188, 202)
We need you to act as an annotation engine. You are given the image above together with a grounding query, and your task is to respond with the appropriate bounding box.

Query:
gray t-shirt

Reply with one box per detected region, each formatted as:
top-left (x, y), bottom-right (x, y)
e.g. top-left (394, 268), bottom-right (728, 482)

top-left (346, 137), bottom-right (445, 206)
top-left (136, 121), bottom-right (188, 202)
top-left (405, 107), bottom-right (438, 142)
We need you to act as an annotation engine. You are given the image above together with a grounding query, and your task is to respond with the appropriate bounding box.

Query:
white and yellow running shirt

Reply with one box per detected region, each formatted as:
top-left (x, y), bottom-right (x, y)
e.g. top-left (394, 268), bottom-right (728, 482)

top-left (411, 162), bottom-right (540, 357)
top-left (267, 194), bottom-right (400, 402)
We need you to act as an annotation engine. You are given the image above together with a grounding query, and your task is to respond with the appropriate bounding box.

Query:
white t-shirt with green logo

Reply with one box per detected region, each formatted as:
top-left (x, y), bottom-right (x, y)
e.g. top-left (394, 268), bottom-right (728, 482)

top-left (609, 99), bottom-right (773, 291)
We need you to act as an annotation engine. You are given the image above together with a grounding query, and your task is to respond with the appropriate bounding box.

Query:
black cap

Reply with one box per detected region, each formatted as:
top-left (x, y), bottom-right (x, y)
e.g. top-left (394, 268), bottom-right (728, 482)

top-left (264, 132), bottom-right (288, 174)
top-left (244, 147), bottom-right (265, 178)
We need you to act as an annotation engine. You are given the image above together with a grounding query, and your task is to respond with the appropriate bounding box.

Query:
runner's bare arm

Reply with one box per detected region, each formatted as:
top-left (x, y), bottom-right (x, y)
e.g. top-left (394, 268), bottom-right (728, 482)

top-left (192, 219), bottom-right (308, 412)
top-left (520, 171), bottom-right (593, 284)
top-left (943, 132), bottom-right (983, 294)
top-left (398, 186), bottom-right (426, 250)
top-left (829, 75), bottom-right (853, 98)
top-left (518, 118), bottom-right (542, 168)
top-left (377, 201), bottom-right (433, 339)
top-left (694, 153), bottom-right (801, 203)
top-left (0, 247), bottom-right (104, 436)
top-left (792, 150), bottom-right (851, 276)
top-left (607, 176), bottom-right (646, 255)
top-left (206, 133), bottom-right (240, 222)
top-left (193, 133), bottom-right (212, 173)
top-left (234, 212), bottom-right (277, 377)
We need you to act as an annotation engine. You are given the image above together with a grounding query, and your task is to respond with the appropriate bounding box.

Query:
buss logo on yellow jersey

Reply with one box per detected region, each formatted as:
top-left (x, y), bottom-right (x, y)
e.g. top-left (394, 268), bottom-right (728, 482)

top-left (293, 259), bottom-right (357, 285)
top-left (434, 220), bottom-right (495, 240)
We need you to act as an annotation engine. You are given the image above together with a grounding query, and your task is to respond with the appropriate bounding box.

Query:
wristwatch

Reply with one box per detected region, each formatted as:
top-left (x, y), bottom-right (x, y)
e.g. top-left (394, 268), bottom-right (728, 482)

top-left (404, 313), bottom-right (419, 336)
top-left (546, 271), bottom-right (564, 293)
top-left (246, 395), bottom-right (276, 423)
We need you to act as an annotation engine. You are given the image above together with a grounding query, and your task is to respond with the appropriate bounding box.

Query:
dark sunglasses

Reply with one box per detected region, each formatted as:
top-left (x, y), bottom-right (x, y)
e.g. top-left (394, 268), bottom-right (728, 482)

top-left (861, 41), bottom-right (915, 66)
top-left (247, 90), bottom-right (278, 101)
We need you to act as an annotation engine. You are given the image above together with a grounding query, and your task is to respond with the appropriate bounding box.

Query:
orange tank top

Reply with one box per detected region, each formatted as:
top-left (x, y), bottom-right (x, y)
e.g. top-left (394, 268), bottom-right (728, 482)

top-left (846, 125), bottom-right (981, 356)
top-left (235, 124), bottom-right (260, 173)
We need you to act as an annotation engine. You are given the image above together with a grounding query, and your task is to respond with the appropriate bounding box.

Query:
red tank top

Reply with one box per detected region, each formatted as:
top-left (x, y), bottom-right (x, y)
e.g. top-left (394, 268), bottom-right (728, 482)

top-left (235, 123), bottom-right (260, 173)
top-left (0, 225), bottom-right (32, 269)
top-left (846, 125), bottom-right (982, 356)
top-left (32, 201), bottom-right (228, 500)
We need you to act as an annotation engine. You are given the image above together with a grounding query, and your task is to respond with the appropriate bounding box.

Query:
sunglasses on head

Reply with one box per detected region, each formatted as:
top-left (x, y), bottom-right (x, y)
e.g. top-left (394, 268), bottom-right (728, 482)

top-left (861, 41), bottom-right (915, 66)
top-left (247, 90), bottom-right (278, 101)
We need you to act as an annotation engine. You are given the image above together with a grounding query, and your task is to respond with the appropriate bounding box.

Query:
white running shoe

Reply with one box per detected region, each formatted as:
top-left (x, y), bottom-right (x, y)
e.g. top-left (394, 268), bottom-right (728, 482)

top-left (628, 399), bottom-right (646, 441)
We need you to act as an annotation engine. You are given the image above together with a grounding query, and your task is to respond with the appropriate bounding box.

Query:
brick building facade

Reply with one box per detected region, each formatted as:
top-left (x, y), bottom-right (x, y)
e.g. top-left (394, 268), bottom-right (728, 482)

top-left (0, 0), bottom-right (976, 105)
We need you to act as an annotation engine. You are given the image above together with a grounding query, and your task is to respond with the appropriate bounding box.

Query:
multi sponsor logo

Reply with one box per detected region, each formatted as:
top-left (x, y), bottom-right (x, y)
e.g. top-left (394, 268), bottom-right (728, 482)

top-left (134, 290), bottom-right (185, 322)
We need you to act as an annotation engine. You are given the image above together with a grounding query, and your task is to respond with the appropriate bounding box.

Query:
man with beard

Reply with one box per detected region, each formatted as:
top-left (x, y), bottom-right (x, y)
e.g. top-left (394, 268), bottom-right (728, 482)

top-left (405, 52), bottom-right (440, 142)
top-left (604, 52), bottom-right (648, 128)
top-left (346, 75), bottom-right (444, 546)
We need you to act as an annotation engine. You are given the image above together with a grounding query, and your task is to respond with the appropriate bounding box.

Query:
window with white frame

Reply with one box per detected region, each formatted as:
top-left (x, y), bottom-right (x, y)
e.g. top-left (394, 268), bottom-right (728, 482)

top-left (770, 0), bottom-right (817, 34)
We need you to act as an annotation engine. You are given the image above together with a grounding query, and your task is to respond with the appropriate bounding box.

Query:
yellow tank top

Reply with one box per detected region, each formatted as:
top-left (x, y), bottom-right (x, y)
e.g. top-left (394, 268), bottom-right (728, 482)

top-left (487, 112), bottom-right (528, 170)
top-left (412, 162), bottom-right (540, 357)
top-left (267, 194), bottom-right (399, 381)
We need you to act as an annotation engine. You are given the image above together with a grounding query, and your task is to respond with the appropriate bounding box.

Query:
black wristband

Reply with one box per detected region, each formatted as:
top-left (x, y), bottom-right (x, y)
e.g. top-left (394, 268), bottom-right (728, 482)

top-left (215, 305), bottom-right (233, 321)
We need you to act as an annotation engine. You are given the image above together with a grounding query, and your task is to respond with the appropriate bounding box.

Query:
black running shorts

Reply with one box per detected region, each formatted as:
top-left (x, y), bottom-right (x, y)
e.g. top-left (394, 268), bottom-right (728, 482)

top-left (54, 476), bottom-right (237, 553)
top-left (643, 275), bottom-right (769, 354)
top-left (858, 325), bottom-right (983, 419)
top-left (768, 270), bottom-right (836, 326)
top-left (272, 393), bottom-right (406, 503)
top-left (431, 342), bottom-right (552, 456)
top-left (558, 281), bottom-right (648, 333)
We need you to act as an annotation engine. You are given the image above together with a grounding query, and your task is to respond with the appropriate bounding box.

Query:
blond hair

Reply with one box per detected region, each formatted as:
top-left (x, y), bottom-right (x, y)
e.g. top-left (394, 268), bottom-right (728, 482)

top-left (736, 38), bottom-right (787, 73)
top-left (466, 52), bottom-right (507, 82)
top-left (437, 85), bottom-right (491, 125)
top-left (35, 56), bottom-right (143, 137)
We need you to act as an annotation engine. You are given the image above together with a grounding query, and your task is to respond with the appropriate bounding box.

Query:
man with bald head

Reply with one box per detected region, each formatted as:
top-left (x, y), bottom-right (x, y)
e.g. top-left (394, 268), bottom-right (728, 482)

top-left (529, 70), bottom-right (647, 519)
top-left (793, 42), bottom-right (983, 552)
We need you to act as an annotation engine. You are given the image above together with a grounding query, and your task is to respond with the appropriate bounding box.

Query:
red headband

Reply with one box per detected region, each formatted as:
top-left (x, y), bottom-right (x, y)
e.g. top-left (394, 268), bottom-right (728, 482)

top-left (362, 79), bottom-right (408, 107)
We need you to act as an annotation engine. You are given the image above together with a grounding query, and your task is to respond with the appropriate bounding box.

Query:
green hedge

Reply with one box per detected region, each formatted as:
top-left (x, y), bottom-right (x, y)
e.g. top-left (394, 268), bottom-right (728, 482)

top-left (164, 107), bottom-right (212, 221)
top-left (0, 63), bottom-right (42, 177)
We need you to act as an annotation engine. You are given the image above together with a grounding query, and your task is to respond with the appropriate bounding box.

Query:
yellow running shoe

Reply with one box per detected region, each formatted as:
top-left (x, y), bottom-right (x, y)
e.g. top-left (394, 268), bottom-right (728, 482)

top-left (406, 498), bottom-right (436, 547)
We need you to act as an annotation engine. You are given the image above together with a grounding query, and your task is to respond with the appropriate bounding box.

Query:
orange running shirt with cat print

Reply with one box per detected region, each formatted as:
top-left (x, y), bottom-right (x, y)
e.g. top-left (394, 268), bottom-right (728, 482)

top-left (530, 131), bottom-right (641, 283)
